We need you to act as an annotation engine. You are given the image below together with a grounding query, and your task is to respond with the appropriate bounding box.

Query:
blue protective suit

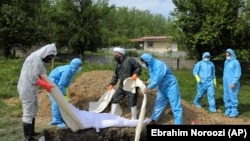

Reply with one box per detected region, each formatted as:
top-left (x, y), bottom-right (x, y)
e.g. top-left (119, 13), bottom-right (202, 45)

top-left (48, 58), bottom-right (82, 127)
top-left (140, 53), bottom-right (183, 124)
top-left (193, 52), bottom-right (216, 112)
top-left (223, 49), bottom-right (241, 117)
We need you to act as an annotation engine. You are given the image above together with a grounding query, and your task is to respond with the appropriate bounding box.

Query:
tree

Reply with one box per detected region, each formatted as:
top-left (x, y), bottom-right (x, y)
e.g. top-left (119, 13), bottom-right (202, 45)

top-left (171, 0), bottom-right (247, 60)
top-left (100, 6), bottom-right (169, 48)
top-left (0, 0), bottom-right (46, 58)
top-left (49, 0), bottom-right (111, 57)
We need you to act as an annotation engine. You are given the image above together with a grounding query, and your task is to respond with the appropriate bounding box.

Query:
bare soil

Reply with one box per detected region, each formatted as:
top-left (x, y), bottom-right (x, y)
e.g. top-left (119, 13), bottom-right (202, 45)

top-left (8, 70), bottom-right (250, 140)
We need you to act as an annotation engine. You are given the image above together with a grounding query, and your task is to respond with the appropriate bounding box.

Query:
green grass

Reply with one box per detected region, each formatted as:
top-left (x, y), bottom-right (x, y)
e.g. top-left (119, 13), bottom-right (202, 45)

top-left (175, 70), bottom-right (250, 118)
top-left (1, 58), bottom-right (250, 116)
top-left (0, 57), bottom-right (250, 140)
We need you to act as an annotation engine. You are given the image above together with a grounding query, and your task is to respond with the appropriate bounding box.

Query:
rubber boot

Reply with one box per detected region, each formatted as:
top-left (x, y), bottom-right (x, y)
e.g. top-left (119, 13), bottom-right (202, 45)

top-left (131, 106), bottom-right (137, 120)
top-left (23, 122), bottom-right (34, 141)
top-left (111, 103), bottom-right (118, 115)
top-left (32, 118), bottom-right (40, 136)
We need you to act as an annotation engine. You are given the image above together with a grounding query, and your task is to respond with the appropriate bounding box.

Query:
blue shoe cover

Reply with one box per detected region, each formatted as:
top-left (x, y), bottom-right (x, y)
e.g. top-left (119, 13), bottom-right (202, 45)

top-left (224, 109), bottom-right (231, 116)
top-left (57, 123), bottom-right (66, 128)
top-left (193, 101), bottom-right (201, 108)
top-left (50, 120), bottom-right (61, 125)
top-left (209, 109), bottom-right (216, 113)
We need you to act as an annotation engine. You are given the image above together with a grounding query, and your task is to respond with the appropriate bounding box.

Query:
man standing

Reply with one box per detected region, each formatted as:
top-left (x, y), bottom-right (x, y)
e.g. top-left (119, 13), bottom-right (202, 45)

top-left (140, 53), bottom-right (183, 125)
top-left (193, 52), bottom-right (217, 113)
top-left (223, 48), bottom-right (241, 118)
top-left (48, 58), bottom-right (83, 128)
top-left (108, 47), bottom-right (142, 119)
top-left (17, 43), bottom-right (57, 141)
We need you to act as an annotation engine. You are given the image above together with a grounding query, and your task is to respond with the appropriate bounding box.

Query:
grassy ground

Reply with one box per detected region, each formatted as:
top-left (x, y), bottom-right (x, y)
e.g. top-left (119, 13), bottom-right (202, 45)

top-left (0, 57), bottom-right (249, 141)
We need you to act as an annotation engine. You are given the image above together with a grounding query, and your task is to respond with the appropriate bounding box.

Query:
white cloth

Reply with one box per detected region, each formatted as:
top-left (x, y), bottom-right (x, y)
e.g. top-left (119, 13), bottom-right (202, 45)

top-left (123, 77), bottom-right (147, 141)
top-left (113, 47), bottom-right (125, 55)
top-left (123, 77), bottom-right (146, 93)
top-left (88, 89), bottom-right (122, 116)
top-left (71, 104), bottom-right (150, 132)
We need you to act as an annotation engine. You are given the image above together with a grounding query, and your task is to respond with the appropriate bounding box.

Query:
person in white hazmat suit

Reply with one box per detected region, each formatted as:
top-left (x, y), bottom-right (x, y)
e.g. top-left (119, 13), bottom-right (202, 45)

top-left (193, 52), bottom-right (217, 113)
top-left (17, 43), bottom-right (57, 141)
top-left (69, 104), bottom-right (150, 132)
top-left (140, 53), bottom-right (183, 125)
top-left (48, 58), bottom-right (82, 128)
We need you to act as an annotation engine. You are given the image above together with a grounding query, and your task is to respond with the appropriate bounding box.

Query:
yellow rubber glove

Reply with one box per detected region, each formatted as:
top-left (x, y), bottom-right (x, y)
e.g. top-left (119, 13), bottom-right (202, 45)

top-left (214, 78), bottom-right (217, 87)
top-left (64, 87), bottom-right (70, 100)
top-left (131, 74), bottom-right (137, 80)
top-left (195, 75), bottom-right (200, 83)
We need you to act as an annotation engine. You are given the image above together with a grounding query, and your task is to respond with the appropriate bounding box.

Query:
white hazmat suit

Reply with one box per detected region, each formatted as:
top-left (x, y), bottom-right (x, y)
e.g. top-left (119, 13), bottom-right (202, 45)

top-left (17, 43), bottom-right (57, 141)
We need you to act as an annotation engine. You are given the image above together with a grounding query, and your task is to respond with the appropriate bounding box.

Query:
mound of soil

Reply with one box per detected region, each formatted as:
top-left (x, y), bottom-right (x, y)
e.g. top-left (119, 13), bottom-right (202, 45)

top-left (34, 70), bottom-right (250, 140)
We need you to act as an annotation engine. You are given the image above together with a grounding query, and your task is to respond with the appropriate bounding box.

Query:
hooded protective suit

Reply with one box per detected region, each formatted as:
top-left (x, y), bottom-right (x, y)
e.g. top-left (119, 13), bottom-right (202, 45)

top-left (223, 48), bottom-right (241, 117)
top-left (17, 43), bottom-right (57, 123)
top-left (48, 58), bottom-right (82, 128)
top-left (193, 52), bottom-right (216, 112)
top-left (140, 53), bottom-right (183, 124)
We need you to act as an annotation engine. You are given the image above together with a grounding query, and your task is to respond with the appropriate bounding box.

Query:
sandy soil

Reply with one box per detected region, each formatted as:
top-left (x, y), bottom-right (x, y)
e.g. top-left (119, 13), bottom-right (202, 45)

top-left (34, 70), bottom-right (250, 127)
top-left (5, 70), bottom-right (250, 140)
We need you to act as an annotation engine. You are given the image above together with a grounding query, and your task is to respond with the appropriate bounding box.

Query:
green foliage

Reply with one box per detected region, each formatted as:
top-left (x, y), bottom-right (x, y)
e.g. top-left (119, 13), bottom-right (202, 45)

top-left (126, 50), bottom-right (139, 57)
top-left (139, 68), bottom-right (150, 82)
top-left (0, 0), bottom-right (46, 56)
top-left (81, 61), bottom-right (115, 72)
top-left (172, 0), bottom-right (249, 60)
top-left (174, 69), bottom-right (250, 117)
top-left (100, 6), bottom-right (169, 48)
top-left (0, 59), bottom-right (22, 98)
top-left (1, 59), bottom-right (250, 141)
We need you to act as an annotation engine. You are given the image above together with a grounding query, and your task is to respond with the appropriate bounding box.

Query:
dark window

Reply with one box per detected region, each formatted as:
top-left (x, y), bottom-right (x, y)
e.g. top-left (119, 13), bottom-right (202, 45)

top-left (147, 41), bottom-right (153, 48)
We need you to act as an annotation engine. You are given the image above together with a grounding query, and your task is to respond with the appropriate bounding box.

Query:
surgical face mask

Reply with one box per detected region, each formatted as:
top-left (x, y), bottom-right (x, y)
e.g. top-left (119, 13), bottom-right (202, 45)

top-left (204, 58), bottom-right (210, 61)
top-left (226, 56), bottom-right (231, 60)
top-left (77, 67), bottom-right (82, 73)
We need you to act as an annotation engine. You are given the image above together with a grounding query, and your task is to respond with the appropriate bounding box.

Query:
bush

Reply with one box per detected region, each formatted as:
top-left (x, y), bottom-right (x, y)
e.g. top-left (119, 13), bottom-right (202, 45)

top-left (126, 50), bottom-right (139, 57)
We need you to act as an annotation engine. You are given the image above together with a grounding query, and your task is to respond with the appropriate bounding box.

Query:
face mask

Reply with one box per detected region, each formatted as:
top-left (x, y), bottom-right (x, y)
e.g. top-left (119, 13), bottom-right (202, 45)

top-left (114, 55), bottom-right (120, 61)
top-left (77, 67), bottom-right (82, 73)
top-left (114, 55), bottom-right (121, 62)
top-left (42, 55), bottom-right (54, 63)
top-left (204, 58), bottom-right (209, 61)
top-left (226, 56), bottom-right (231, 60)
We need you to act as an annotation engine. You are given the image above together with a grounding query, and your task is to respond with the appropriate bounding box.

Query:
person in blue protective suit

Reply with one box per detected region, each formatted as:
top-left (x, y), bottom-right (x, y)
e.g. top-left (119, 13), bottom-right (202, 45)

top-left (140, 53), bottom-right (183, 125)
top-left (48, 58), bottom-right (83, 128)
top-left (17, 43), bottom-right (57, 141)
top-left (223, 48), bottom-right (241, 118)
top-left (193, 52), bottom-right (217, 113)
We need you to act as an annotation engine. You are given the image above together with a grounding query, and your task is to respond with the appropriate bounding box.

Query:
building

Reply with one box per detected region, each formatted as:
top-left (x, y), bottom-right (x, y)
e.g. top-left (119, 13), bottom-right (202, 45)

top-left (131, 36), bottom-right (178, 53)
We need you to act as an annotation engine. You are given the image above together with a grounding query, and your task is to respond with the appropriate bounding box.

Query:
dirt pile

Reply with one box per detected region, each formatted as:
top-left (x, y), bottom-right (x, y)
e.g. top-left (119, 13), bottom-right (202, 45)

top-left (34, 70), bottom-right (250, 140)
top-left (37, 70), bottom-right (250, 125)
